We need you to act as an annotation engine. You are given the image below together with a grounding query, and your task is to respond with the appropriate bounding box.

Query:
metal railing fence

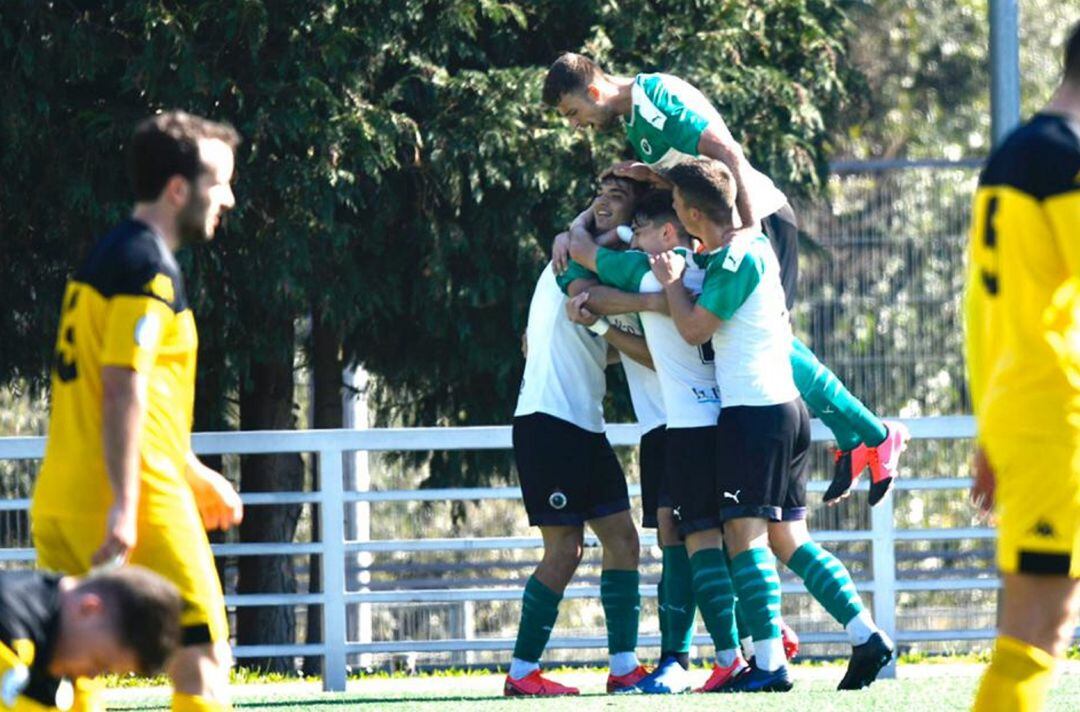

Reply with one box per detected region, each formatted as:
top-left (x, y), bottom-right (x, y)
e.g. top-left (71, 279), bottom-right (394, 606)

top-left (0, 416), bottom-right (986, 691)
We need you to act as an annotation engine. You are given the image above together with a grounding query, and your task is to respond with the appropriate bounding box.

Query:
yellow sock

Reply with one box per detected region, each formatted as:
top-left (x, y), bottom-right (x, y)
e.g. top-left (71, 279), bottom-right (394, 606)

top-left (972, 635), bottom-right (1056, 712)
top-left (171, 692), bottom-right (232, 712)
top-left (68, 677), bottom-right (105, 712)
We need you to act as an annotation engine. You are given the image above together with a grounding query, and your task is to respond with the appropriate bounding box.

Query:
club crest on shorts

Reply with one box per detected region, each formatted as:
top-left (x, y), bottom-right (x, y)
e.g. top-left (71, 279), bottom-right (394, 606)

top-left (548, 489), bottom-right (568, 510)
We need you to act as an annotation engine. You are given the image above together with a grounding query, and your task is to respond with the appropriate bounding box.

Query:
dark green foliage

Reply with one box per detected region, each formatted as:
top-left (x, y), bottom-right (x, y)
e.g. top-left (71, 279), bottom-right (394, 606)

top-left (0, 1), bottom-right (855, 485)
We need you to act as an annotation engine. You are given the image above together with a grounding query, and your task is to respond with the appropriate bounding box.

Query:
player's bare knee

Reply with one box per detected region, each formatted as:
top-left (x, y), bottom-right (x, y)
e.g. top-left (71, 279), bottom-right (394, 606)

top-left (657, 510), bottom-right (680, 548)
top-left (599, 520), bottom-right (640, 568)
top-left (723, 518), bottom-right (768, 555)
top-left (767, 521), bottom-right (809, 564)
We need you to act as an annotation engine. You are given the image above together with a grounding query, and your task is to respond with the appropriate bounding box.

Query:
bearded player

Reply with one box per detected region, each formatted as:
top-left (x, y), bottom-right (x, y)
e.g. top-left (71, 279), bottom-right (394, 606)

top-left (31, 112), bottom-right (243, 712)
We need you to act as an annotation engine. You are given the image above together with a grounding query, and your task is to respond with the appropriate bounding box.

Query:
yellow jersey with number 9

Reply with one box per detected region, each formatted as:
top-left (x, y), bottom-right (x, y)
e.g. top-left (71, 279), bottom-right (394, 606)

top-left (32, 220), bottom-right (198, 521)
top-left (964, 113), bottom-right (1080, 443)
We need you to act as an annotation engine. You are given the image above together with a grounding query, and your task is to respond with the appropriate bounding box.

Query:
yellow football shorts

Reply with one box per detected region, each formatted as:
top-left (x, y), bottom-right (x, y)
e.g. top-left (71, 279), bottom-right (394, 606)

top-left (986, 437), bottom-right (1080, 578)
top-left (32, 497), bottom-right (229, 645)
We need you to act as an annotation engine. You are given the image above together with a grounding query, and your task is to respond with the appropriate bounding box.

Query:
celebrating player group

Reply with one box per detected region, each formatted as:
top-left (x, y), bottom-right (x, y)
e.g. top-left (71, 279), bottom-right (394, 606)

top-left (11, 21), bottom-right (1079, 712)
top-left (504, 54), bottom-right (912, 696)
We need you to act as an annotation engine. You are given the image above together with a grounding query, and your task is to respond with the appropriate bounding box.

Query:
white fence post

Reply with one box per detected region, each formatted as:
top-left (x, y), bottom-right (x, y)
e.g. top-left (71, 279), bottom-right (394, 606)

top-left (343, 366), bottom-right (373, 669)
top-left (320, 447), bottom-right (348, 691)
top-left (871, 488), bottom-right (899, 679)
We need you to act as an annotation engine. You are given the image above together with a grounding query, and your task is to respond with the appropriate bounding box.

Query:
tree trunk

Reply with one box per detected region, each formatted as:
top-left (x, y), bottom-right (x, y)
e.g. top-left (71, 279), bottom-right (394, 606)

top-left (302, 308), bottom-right (343, 676)
top-left (236, 316), bottom-right (303, 673)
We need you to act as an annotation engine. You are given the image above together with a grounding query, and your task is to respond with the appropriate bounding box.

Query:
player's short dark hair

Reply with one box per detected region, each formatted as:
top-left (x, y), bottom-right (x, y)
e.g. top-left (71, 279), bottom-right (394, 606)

top-left (543, 53), bottom-right (604, 106)
top-left (82, 566), bottom-right (183, 675)
top-left (1066, 21), bottom-right (1080, 83)
top-left (634, 190), bottom-right (690, 245)
top-left (665, 159), bottom-right (737, 226)
top-left (128, 111), bottom-right (240, 202)
top-left (598, 174), bottom-right (648, 201)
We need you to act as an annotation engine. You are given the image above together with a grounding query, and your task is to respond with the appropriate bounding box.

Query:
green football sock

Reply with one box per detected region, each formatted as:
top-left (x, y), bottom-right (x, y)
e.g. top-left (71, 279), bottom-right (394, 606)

top-left (730, 547), bottom-right (783, 641)
top-left (660, 545), bottom-right (697, 655)
top-left (787, 541), bottom-right (864, 626)
top-left (512, 576), bottom-right (562, 662)
top-left (735, 597), bottom-right (751, 639)
top-left (790, 336), bottom-right (887, 451)
top-left (601, 569), bottom-right (640, 654)
top-left (689, 548), bottom-right (740, 652)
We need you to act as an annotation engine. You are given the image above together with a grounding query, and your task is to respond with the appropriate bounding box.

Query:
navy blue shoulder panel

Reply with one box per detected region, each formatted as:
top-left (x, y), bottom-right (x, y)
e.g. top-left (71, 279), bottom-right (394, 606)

top-left (979, 114), bottom-right (1080, 201)
top-left (74, 220), bottom-right (187, 312)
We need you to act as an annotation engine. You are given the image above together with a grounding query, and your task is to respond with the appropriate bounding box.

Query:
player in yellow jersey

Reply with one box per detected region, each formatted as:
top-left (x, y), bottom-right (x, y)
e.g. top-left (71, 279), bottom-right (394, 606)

top-left (30, 112), bottom-right (243, 712)
top-left (966, 21), bottom-right (1080, 712)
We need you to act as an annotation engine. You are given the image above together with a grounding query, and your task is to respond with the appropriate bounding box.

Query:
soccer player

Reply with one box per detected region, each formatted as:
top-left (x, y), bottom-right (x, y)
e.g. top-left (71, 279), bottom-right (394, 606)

top-left (506, 183), bottom-right (655, 695)
top-left (30, 112), bottom-right (243, 712)
top-left (651, 158), bottom-right (893, 692)
top-left (1, 566), bottom-right (181, 711)
top-left (542, 53), bottom-right (908, 506)
top-left (967, 23), bottom-right (1080, 712)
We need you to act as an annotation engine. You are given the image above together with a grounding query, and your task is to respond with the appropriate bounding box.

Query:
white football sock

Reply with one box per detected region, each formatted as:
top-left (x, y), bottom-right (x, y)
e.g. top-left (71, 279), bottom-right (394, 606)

top-left (610, 651), bottom-right (640, 677)
top-left (509, 658), bottom-right (539, 680)
top-left (740, 635), bottom-right (755, 660)
top-left (754, 637), bottom-right (786, 672)
top-left (845, 609), bottom-right (878, 646)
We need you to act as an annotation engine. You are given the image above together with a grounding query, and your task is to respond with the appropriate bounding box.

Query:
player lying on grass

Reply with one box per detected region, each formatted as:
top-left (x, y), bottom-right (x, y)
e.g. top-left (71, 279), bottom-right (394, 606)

top-left (506, 177), bottom-right (657, 696)
top-left (1, 566), bottom-right (181, 711)
top-left (543, 53), bottom-right (909, 506)
top-left (643, 158), bottom-right (894, 692)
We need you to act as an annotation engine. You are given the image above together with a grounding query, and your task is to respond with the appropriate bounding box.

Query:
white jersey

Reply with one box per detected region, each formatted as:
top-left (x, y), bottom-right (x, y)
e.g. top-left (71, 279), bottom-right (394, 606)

top-left (698, 235), bottom-right (798, 407)
top-left (608, 312), bottom-right (667, 433)
top-left (514, 264), bottom-right (608, 432)
top-left (595, 247), bottom-right (721, 428)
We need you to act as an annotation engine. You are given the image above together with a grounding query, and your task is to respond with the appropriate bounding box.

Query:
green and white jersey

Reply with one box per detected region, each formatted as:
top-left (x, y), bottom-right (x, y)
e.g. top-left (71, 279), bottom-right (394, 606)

top-left (555, 261), bottom-right (667, 433)
top-left (514, 264), bottom-right (607, 432)
top-left (698, 234), bottom-right (798, 406)
top-left (625, 73), bottom-right (788, 225)
top-left (595, 246), bottom-right (721, 428)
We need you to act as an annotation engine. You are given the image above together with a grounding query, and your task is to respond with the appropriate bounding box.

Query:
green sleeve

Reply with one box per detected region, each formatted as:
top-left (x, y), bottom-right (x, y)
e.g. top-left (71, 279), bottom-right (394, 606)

top-left (697, 247), bottom-right (762, 320)
top-left (554, 259), bottom-right (597, 295)
top-left (641, 75), bottom-right (709, 156)
top-left (595, 248), bottom-right (651, 292)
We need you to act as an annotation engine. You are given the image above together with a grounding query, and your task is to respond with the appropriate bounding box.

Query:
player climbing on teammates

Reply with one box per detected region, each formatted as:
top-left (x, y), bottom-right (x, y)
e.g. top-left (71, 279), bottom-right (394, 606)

top-left (543, 54), bottom-right (909, 506)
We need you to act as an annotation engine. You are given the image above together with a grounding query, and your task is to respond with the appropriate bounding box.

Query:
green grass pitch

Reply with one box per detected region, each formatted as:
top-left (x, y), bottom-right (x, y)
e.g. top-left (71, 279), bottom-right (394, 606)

top-left (108, 665), bottom-right (1080, 711)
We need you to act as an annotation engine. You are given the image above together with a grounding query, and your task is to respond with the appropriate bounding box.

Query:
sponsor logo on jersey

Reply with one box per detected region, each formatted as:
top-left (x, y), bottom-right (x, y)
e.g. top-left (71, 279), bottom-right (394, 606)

top-left (144, 274), bottom-right (175, 304)
top-left (548, 490), bottom-right (568, 510)
top-left (134, 313), bottom-right (161, 348)
top-left (639, 138), bottom-right (653, 156)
